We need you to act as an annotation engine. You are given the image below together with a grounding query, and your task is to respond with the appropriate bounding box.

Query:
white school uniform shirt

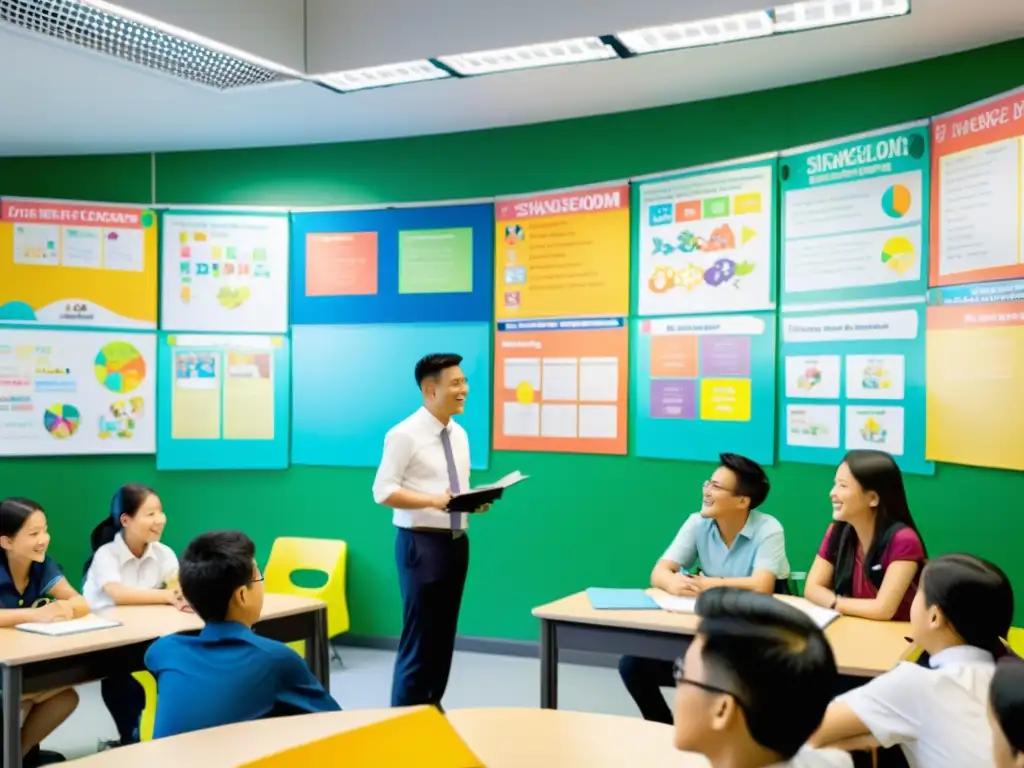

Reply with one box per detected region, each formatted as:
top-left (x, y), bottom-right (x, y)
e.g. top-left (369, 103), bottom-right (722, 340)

top-left (836, 645), bottom-right (996, 768)
top-left (372, 407), bottom-right (471, 531)
top-left (83, 533), bottom-right (179, 610)
top-left (772, 747), bottom-right (853, 768)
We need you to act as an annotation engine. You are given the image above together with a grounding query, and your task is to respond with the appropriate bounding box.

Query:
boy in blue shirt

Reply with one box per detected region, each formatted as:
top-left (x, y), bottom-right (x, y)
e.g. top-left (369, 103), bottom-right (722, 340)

top-left (145, 530), bottom-right (340, 738)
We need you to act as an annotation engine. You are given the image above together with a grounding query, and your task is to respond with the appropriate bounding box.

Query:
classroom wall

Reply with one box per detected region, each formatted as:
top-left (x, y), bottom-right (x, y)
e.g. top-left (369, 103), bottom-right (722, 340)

top-left (2, 38), bottom-right (1024, 640)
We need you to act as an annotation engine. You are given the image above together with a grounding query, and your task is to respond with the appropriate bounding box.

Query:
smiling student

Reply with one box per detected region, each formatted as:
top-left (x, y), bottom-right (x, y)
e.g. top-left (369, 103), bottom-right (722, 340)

top-left (619, 453), bottom-right (790, 724)
top-left (990, 661), bottom-right (1024, 768)
top-left (804, 450), bottom-right (926, 623)
top-left (811, 554), bottom-right (1014, 768)
top-left (83, 484), bottom-right (184, 747)
top-left (0, 497), bottom-right (89, 766)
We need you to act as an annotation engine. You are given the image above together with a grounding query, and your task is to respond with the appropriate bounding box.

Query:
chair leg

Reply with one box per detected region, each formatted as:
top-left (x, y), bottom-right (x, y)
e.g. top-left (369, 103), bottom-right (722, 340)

top-left (330, 644), bottom-right (344, 668)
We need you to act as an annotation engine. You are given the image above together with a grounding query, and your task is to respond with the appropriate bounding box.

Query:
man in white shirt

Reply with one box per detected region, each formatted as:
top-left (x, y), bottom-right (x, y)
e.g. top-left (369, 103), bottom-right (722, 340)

top-left (372, 353), bottom-right (482, 709)
top-left (673, 588), bottom-right (852, 768)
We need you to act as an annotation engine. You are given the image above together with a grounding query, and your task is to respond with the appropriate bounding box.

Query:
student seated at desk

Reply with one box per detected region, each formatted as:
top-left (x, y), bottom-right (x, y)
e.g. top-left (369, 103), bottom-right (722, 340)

top-left (803, 450), bottom-right (926, 625)
top-left (811, 553), bottom-right (1014, 768)
top-left (83, 484), bottom-right (185, 748)
top-left (990, 659), bottom-right (1024, 768)
top-left (673, 588), bottom-right (852, 768)
top-left (619, 453), bottom-right (790, 724)
top-left (0, 498), bottom-right (90, 767)
top-left (145, 530), bottom-right (340, 739)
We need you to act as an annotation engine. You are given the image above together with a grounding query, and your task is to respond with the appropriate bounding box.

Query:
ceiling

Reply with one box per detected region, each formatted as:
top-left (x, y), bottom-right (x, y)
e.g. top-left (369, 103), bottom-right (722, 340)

top-left (0, 0), bottom-right (1022, 156)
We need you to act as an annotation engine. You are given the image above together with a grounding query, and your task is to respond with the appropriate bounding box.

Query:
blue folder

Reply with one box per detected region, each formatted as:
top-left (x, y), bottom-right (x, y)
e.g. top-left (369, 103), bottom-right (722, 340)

top-left (585, 588), bottom-right (660, 610)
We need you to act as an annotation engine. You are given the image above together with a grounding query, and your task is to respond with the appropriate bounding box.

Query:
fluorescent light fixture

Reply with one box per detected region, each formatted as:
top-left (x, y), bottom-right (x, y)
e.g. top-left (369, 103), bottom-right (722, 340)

top-left (438, 37), bottom-right (617, 76)
top-left (773, 0), bottom-right (910, 33)
top-left (617, 11), bottom-right (774, 54)
top-left (316, 60), bottom-right (450, 92)
top-left (0, 0), bottom-right (302, 89)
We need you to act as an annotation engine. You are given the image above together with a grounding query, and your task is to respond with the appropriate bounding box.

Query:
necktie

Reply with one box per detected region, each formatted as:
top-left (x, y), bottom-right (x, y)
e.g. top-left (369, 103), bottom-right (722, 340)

top-left (439, 427), bottom-right (461, 530)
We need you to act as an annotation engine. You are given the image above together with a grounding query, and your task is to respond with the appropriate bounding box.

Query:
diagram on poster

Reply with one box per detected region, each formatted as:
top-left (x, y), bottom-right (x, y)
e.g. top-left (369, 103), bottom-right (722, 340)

top-left (635, 158), bottom-right (776, 316)
top-left (0, 328), bottom-right (156, 456)
top-left (0, 199), bottom-right (158, 328)
top-left (162, 212), bottom-right (289, 332)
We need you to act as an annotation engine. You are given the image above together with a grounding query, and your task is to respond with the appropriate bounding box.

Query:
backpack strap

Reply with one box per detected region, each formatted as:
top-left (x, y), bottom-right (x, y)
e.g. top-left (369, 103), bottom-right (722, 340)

top-left (863, 522), bottom-right (908, 591)
top-left (830, 524), bottom-right (856, 597)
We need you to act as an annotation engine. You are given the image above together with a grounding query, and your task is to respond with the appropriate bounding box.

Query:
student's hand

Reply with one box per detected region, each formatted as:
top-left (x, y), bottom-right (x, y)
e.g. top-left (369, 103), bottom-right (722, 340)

top-left (690, 575), bottom-right (721, 593)
top-left (668, 574), bottom-right (702, 597)
top-left (474, 503), bottom-right (490, 513)
top-left (34, 600), bottom-right (74, 623)
top-left (163, 588), bottom-right (191, 611)
top-left (431, 490), bottom-right (453, 510)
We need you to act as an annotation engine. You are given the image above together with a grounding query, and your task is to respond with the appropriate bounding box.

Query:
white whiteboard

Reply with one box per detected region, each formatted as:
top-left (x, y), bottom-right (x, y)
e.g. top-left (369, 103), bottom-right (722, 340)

top-left (160, 213), bottom-right (289, 333)
top-left (0, 329), bottom-right (156, 457)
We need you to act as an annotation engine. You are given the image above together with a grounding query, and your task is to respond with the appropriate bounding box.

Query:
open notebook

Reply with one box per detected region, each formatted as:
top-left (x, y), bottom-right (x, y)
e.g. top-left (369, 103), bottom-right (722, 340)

top-left (16, 613), bottom-right (122, 637)
top-left (651, 594), bottom-right (840, 629)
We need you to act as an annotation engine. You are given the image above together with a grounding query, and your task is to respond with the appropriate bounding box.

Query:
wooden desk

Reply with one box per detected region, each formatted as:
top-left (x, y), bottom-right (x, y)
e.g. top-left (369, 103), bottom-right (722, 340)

top-left (0, 594), bottom-right (327, 768)
top-left (69, 707), bottom-right (706, 767)
top-left (532, 590), bottom-right (912, 709)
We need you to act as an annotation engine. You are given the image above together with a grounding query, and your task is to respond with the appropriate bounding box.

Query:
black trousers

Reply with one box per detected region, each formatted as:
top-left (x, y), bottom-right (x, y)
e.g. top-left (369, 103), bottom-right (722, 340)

top-left (101, 674), bottom-right (145, 744)
top-left (618, 642), bottom-right (691, 725)
top-left (391, 528), bottom-right (469, 708)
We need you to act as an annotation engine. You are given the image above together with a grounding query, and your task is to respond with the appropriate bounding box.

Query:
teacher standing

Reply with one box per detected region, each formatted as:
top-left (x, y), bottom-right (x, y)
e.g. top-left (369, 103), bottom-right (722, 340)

top-left (372, 353), bottom-right (481, 709)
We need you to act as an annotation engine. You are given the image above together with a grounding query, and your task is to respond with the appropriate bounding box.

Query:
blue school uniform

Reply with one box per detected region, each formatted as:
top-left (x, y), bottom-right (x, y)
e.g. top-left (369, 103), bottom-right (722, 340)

top-left (0, 556), bottom-right (63, 608)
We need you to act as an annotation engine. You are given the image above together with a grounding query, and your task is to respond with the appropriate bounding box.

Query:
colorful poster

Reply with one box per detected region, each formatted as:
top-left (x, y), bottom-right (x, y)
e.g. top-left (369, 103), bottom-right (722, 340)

top-left (781, 122), bottom-right (930, 306)
top-left (0, 328), bottom-right (156, 456)
top-left (290, 203), bottom-right (493, 325)
top-left (156, 333), bottom-right (290, 470)
top-left (495, 185), bottom-right (629, 320)
top-left (161, 211), bottom-right (289, 333)
top-left (930, 87), bottom-right (1024, 287)
top-left (634, 313), bottom-right (776, 465)
top-left (926, 279), bottom-right (1024, 470)
top-left (0, 199), bottom-right (158, 328)
top-left (778, 304), bottom-right (933, 475)
top-left (634, 157), bottom-right (777, 316)
top-left (292, 322), bottom-right (490, 469)
top-left (493, 317), bottom-right (627, 455)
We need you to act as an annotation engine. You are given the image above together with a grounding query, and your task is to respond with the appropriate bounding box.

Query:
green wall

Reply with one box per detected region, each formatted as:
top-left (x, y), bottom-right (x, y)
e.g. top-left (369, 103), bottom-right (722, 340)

top-left (2, 39), bottom-right (1024, 640)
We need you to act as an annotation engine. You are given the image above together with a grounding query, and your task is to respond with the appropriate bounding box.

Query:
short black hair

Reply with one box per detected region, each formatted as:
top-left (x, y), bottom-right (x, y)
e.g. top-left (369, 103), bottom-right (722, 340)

top-left (922, 553), bottom-right (1014, 657)
top-left (414, 353), bottom-right (463, 387)
top-left (695, 588), bottom-right (836, 760)
top-left (991, 660), bottom-right (1024, 754)
top-left (178, 530), bottom-right (256, 623)
top-left (718, 453), bottom-right (770, 510)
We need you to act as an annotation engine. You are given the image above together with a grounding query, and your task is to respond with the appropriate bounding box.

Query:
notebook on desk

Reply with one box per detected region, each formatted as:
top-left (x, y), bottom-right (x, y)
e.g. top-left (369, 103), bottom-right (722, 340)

top-left (585, 588), bottom-right (660, 610)
top-left (16, 613), bottom-right (122, 637)
top-left (784, 598), bottom-right (841, 629)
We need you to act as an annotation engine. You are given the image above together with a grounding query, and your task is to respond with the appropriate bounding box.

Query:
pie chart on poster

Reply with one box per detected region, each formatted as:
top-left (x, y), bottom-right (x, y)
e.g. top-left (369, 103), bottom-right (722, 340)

top-left (95, 341), bottom-right (147, 393)
top-left (881, 236), bottom-right (916, 275)
top-left (881, 184), bottom-right (912, 218)
top-left (44, 404), bottom-right (81, 439)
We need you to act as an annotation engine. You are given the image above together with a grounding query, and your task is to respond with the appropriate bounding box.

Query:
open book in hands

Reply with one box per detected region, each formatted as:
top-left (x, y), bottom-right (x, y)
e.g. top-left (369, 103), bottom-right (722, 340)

top-left (447, 471), bottom-right (528, 512)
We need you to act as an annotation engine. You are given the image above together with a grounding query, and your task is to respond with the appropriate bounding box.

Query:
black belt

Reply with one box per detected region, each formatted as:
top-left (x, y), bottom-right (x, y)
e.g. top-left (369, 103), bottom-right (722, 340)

top-left (407, 527), bottom-right (466, 539)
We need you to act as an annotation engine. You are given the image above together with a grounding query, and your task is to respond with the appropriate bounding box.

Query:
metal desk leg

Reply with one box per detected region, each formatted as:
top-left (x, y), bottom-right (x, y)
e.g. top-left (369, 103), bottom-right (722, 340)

top-left (305, 606), bottom-right (330, 691)
top-left (3, 665), bottom-right (22, 768)
top-left (540, 619), bottom-right (558, 709)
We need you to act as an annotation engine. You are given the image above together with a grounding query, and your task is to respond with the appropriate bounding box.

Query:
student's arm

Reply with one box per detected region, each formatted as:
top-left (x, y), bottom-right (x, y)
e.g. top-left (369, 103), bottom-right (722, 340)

top-left (276, 649), bottom-right (341, 714)
top-left (811, 665), bottom-right (919, 750)
top-left (651, 516), bottom-right (701, 596)
top-left (48, 577), bottom-right (90, 617)
top-left (90, 547), bottom-right (176, 606)
top-left (372, 432), bottom-right (446, 510)
top-left (804, 556), bottom-right (838, 608)
top-left (0, 607), bottom-right (55, 627)
top-left (833, 560), bottom-right (918, 621)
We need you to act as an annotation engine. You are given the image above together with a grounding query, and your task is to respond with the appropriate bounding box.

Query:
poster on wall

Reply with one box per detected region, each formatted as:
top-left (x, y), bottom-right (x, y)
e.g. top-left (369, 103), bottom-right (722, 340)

top-left (494, 184), bottom-right (630, 320)
top-left (0, 198), bottom-right (158, 328)
top-left (633, 156), bottom-right (777, 317)
top-left (930, 86), bottom-right (1024, 287)
top-left (778, 303), bottom-right (933, 475)
top-left (926, 279), bottom-right (1024, 471)
top-left (289, 202), bottom-right (493, 325)
top-left (633, 313), bottom-right (776, 465)
top-left (156, 333), bottom-right (290, 471)
top-left (161, 211), bottom-right (289, 333)
top-left (781, 121), bottom-right (930, 306)
top-left (292, 322), bottom-right (491, 469)
top-left (0, 328), bottom-right (156, 456)
top-left (493, 317), bottom-right (628, 455)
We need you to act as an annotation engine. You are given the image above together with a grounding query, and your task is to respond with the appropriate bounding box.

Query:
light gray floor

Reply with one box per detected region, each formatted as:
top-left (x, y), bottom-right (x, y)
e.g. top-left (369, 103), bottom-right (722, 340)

top-left (43, 647), bottom-right (669, 760)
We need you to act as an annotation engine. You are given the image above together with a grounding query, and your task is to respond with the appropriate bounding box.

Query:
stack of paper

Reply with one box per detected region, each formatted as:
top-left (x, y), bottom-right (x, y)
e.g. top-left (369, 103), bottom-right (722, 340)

top-left (16, 614), bottom-right (122, 636)
top-left (652, 594), bottom-right (698, 614)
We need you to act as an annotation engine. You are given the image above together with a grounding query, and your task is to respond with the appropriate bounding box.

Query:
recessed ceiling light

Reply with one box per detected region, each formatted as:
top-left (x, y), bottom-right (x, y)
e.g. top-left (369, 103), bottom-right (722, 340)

top-left (437, 37), bottom-right (618, 76)
top-left (617, 11), bottom-right (774, 54)
top-left (316, 60), bottom-right (450, 92)
top-left (773, 0), bottom-right (910, 33)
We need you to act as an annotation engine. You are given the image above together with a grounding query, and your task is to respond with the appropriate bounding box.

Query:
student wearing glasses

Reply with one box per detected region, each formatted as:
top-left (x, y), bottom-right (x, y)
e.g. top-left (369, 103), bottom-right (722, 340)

top-left (673, 588), bottom-right (851, 768)
top-left (619, 453), bottom-right (791, 724)
top-left (144, 530), bottom-right (339, 739)
top-left (990, 660), bottom-right (1024, 768)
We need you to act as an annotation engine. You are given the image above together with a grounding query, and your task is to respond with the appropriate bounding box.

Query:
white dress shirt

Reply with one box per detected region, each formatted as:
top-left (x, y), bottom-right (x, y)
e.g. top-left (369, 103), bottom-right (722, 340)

top-left (774, 747), bottom-right (853, 768)
top-left (837, 644), bottom-right (997, 768)
top-left (372, 407), bottom-right (471, 531)
top-left (83, 533), bottom-right (179, 610)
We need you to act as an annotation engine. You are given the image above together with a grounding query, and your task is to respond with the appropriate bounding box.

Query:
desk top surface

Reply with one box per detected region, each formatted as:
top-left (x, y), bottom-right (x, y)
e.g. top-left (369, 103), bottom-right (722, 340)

top-left (0, 593), bottom-right (323, 666)
top-left (533, 590), bottom-right (912, 676)
top-left (69, 707), bottom-right (707, 767)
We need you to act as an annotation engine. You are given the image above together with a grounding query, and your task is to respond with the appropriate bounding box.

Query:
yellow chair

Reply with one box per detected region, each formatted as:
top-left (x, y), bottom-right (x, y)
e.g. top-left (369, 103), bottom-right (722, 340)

top-left (133, 670), bottom-right (158, 742)
top-left (264, 537), bottom-right (350, 662)
top-left (1008, 627), bottom-right (1024, 656)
